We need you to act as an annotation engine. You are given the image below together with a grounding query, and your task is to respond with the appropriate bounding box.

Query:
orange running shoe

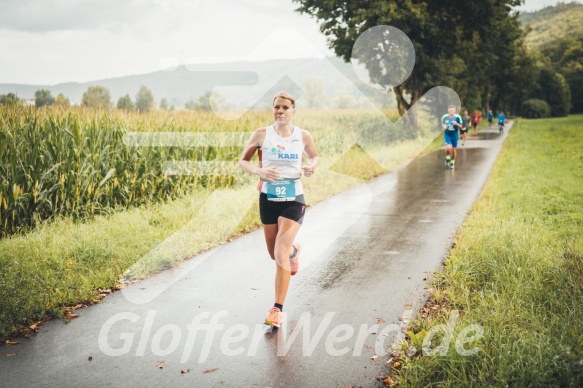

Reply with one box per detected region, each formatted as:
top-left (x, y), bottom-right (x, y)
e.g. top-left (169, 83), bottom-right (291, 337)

top-left (264, 307), bottom-right (282, 327)
top-left (290, 243), bottom-right (301, 276)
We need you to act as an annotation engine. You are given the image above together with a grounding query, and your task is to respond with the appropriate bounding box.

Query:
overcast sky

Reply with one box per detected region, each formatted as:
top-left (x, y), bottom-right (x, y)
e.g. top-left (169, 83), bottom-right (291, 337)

top-left (0, 0), bottom-right (578, 85)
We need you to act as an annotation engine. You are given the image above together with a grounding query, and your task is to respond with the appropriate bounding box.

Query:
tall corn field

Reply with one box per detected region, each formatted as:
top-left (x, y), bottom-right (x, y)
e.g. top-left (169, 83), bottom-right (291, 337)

top-left (0, 104), bottom-right (411, 237)
top-left (0, 106), bottom-right (256, 236)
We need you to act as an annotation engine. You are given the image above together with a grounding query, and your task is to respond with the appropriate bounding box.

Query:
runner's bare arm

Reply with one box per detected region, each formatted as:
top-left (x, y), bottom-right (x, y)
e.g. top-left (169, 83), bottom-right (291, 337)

top-left (301, 129), bottom-right (319, 177)
top-left (239, 128), bottom-right (279, 182)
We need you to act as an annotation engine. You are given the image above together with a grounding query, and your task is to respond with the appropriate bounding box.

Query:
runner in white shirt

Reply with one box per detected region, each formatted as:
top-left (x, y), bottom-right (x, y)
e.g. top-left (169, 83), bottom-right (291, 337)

top-left (239, 91), bottom-right (319, 328)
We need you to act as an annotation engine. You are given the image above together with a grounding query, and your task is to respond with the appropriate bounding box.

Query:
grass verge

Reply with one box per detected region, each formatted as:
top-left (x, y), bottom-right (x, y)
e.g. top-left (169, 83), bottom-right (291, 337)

top-left (394, 115), bottom-right (583, 386)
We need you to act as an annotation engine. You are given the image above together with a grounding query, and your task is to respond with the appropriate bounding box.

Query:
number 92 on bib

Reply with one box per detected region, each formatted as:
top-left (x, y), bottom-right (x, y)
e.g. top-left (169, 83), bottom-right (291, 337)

top-left (266, 180), bottom-right (296, 201)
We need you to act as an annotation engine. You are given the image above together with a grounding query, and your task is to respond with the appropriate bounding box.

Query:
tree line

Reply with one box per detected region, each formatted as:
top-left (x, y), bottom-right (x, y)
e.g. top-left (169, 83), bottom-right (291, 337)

top-left (0, 86), bottom-right (235, 113)
top-left (0, 85), bottom-right (170, 113)
top-left (293, 0), bottom-right (581, 118)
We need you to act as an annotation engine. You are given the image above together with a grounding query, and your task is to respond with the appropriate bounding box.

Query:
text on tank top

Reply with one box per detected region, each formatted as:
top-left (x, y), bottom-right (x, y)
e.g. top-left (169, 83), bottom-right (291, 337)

top-left (259, 125), bottom-right (304, 196)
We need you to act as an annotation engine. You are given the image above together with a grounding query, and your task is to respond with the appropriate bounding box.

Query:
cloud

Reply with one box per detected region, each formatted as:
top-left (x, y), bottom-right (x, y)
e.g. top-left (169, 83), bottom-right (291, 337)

top-left (0, 0), bottom-right (331, 84)
top-left (0, 0), bottom-right (206, 32)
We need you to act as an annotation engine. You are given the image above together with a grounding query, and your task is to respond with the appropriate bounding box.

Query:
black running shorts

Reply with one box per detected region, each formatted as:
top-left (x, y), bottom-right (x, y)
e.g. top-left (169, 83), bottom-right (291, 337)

top-left (259, 193), bottom-right (305, 225)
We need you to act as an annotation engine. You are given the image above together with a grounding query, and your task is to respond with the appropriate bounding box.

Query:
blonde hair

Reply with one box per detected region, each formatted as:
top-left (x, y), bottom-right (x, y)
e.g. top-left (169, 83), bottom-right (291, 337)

top-left (273, 92), bottom-right (296, 108)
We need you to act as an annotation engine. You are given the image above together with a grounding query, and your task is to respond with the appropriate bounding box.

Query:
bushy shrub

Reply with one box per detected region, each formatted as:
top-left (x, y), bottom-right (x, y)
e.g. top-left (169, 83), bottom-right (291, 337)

top-left (521, 99), bottom-right (552, 119)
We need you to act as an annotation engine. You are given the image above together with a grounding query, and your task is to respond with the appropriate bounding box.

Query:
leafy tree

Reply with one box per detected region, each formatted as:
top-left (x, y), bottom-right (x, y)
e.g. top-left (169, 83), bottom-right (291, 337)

top-left (0, 93), bottom-right (21, 106)
top-left (303, 77), bottom-right (326, 108)
top-left (82, 85), bottom-right (111, 108)
top-left (135, 85), bottom-right (154, 113)
top-left (160, 98), bottom-right (169, 110)
top-left (555, 38), bottom-right (583, 113)
top-left (333, 92), bottom-right (358, 109)
top-left (184, 99), bottom-right (197, 110)
top-left (521, 6), bottom-right (583, 113)
top-left (293, 0), bottom-right (525, 121)
top-left (117, 94), bottom-right (135, 111)
top-left (532, 68), bottom-right (572, 117)
top-left (478, 8), bottom-right (536, 113)
top-left (34, 89), bottom-right (55, 107)
top-left (491, 39), bottom-right (539, 114)
top-left (54, 93), bottom-right (70, 108)
top-left (563, 65), bottom-right (583, 113)
top-left (186, 91), bottom-right (228, 111)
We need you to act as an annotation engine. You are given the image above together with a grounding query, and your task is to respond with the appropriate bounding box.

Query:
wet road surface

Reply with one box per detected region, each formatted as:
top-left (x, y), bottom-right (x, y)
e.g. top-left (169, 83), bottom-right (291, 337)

top-left (0, 125), bottom-right (511, 387)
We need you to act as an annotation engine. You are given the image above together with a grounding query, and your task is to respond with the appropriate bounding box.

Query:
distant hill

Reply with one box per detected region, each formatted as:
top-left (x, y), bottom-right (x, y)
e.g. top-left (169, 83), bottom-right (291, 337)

top-left (520, 1), bottom-right (583, 48)
top-left (0, 57), bottom-right (395, 109)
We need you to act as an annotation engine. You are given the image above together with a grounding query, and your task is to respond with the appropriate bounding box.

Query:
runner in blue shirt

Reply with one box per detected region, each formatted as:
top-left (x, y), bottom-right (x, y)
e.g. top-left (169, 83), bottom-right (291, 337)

top-left (487, 109), bottom-right (493, 128)
top-left (497, 111), bottom-right (506, 134)
top-left (442, 105), bottom-right (463, 169)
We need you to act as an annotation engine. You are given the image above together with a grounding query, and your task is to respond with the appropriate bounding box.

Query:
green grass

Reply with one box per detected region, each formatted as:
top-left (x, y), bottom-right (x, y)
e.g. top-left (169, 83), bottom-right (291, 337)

top-left (0, 107), bottom-right (440, 340)
top-left (396, 115), bottom-right (583, 386)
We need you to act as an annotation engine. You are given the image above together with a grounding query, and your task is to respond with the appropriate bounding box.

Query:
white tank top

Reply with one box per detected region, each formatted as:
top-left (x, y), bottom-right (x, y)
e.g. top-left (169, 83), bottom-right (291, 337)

top-left (259, 125), bottom-right (304, 195)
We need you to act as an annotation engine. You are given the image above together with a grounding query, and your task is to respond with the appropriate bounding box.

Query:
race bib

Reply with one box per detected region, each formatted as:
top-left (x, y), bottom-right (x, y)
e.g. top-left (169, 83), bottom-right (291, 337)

top-left (266, 180), bottom-right (296, 201)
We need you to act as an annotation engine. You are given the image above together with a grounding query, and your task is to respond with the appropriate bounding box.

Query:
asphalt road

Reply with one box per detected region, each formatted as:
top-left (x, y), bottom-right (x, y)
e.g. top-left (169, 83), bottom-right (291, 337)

top-left (0, 124), bottom-right (511, 388)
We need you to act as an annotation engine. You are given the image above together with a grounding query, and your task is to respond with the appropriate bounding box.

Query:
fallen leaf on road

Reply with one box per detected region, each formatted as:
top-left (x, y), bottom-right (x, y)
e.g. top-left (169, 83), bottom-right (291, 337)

top-left (6, 354), bottom-right (16, 357)
top-left (5, 340), bottom-right (18, 345)
top-left (157, 361), bottom-right (166, 369)
top-left (393, 361), bottom-right (401, 368)
top-left (375, 376), bottom-right (387, 381)
top-left (65, 313), bottom-right (79, 319)
top-left (203, 368), bottom-right (218, 373)
top-left (181, 369), bottom-right (190, 374)
top-left (371, 355), bottom-right (379, 361)
top-left (407, 275), bottom-right (411, 279)
top-left (376, 318), bottom-right (385, 324)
